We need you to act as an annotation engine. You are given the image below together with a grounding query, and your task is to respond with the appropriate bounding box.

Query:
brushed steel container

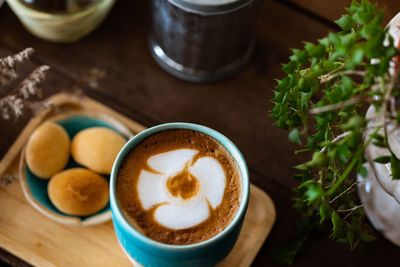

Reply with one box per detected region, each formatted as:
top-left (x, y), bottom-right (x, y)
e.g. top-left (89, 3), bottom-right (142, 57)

top-left (150, 0), bottom-right (260, 82)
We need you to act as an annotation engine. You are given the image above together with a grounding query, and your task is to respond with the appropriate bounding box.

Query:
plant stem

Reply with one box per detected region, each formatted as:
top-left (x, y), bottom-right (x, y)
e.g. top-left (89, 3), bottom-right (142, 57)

top-left (382, 73), bottom-right (397, 156)
top-left (318, 65), bottom-right (344, 82)
top-left (327, 126), bottom-right (381, 196)
top-left (309, 96), bottom-right (370, 114)
top-left (329, 181), bottom-right (357, 204)
top-left (327, 144), bottom-right (363, 196)
top-left (320, 131), bottom-right (350, 152)
top-left (337, 204), bottom-right (364, 212)
top-left (320, 70), bottom-right (366, 83)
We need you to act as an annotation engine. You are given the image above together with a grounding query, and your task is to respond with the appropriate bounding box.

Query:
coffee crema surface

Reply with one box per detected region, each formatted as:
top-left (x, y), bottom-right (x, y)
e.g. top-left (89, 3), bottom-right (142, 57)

top-left (117, 129), bottom-right (242, 245)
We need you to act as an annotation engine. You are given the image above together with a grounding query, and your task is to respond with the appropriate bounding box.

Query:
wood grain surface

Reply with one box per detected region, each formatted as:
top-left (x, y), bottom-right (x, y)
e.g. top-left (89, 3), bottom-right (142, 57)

top-left (0, 0), bottom-right (399, 266)
top-left (289, 0), bottom-right (399, 24)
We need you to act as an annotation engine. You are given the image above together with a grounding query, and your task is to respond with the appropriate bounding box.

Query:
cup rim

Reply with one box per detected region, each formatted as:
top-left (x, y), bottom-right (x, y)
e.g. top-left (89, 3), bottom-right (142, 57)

top-left (7, 0), bottom-right (113, 15)
top-left (110, 122), bottom-right (249, 251)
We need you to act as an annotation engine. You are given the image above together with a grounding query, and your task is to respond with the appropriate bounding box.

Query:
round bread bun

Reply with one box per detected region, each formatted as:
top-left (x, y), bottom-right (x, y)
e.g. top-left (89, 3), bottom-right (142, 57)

top-left (25, 121), bottom-right (70, 179)
top-left (48, 168), bottom-right (109, 216)
top-left (71, 127), bottom-right (126, 174)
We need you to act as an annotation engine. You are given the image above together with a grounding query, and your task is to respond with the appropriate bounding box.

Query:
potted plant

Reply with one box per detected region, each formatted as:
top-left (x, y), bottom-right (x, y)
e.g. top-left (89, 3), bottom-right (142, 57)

top-left (270, 0), bottom-right (400, 263)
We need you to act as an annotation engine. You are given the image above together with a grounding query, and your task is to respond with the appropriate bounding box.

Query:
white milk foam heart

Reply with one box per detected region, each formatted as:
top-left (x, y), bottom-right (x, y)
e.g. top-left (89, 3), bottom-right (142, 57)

top-left (137, 149), bottom-right (226, 229)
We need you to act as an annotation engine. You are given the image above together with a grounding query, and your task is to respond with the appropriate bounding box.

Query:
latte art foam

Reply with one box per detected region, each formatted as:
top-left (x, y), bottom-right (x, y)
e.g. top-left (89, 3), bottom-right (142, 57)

top-left (117, 129), bottom-right (242, 245)
top-left (137, 149), bottom-right (226, 229)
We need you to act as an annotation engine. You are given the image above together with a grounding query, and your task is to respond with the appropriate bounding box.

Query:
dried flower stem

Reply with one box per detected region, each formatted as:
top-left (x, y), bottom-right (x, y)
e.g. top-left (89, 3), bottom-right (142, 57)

top-left (17, 65), bottom-right (49, 99)
top-left (81, 68), bottom-right (106, 89)
top-left (0, 175), bottom-right (17, 188)
top-left (0, 65), bottom-right (50, 120)
top-left (0, 48), bottom-right (34, 87)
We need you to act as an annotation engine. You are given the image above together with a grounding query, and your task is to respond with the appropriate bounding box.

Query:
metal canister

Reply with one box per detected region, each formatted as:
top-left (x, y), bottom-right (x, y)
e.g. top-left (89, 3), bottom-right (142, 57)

top-left (150, 0), bottom-right (260, 82)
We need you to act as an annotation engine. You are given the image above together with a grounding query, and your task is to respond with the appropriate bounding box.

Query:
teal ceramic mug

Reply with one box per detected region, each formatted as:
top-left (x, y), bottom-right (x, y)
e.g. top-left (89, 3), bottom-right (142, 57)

top-left (110, 122), bottom-right (249, 267)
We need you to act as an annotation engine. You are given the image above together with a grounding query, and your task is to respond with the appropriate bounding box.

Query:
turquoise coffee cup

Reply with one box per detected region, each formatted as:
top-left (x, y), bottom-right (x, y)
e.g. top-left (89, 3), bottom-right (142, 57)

top-left (110, 123), bottom-right (250, 267)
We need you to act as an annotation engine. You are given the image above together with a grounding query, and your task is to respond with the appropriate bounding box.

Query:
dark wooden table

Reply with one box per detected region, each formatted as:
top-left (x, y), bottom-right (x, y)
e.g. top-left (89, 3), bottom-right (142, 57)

top-left (0, 0), bottom-right (399, 266)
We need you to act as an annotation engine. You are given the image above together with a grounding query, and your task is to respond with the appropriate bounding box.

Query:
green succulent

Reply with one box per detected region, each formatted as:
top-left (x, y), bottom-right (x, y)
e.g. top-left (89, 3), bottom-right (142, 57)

top-left (270, 0), bottom-right (400, 263)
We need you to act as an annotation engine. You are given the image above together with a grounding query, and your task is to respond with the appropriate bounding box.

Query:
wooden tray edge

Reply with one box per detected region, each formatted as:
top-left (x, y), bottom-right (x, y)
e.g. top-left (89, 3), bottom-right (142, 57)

top-left (244, 184), bottom-right (276, 266)
top-left (0, 92), bottom-right (277, 267)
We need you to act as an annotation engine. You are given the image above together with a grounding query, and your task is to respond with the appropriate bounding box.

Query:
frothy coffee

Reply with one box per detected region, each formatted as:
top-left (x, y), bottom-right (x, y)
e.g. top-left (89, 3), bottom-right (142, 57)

top-left (117, 129), bottom-right (242, 245)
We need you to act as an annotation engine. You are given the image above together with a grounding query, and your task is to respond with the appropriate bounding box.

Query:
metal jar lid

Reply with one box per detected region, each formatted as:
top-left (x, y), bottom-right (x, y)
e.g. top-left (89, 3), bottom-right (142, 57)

top-left (168, 0), bottom-right (255, 15)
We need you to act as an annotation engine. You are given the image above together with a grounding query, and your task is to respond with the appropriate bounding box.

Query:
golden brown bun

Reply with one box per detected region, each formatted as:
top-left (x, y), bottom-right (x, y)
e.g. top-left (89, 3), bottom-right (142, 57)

top-left (71, 127), bottom-right (126, 174)
top-left (25, 121), bottom-right (70, 179)
top-left (48, 168), bottom-right (109, 216)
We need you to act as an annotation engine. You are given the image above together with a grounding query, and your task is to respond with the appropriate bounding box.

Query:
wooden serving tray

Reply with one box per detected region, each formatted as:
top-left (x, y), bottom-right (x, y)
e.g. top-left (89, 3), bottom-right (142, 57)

top-left (0, 93), bottom-right (276, 267)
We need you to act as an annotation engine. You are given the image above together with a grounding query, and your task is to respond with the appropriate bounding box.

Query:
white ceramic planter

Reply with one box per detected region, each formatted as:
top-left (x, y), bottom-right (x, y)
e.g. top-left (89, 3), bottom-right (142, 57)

top-left (358, 12), bottom-right (400, 246)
